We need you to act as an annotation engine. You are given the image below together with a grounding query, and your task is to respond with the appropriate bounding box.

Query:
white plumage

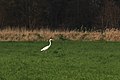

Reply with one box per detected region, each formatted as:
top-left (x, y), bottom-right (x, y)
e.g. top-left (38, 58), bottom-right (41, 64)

top-left (41, 39), bottom-right (53, 51)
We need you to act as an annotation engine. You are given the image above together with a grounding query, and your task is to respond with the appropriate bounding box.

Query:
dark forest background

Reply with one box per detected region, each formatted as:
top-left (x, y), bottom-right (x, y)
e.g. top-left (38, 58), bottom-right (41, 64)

top-left (0, 0), bottom-right (119, 30)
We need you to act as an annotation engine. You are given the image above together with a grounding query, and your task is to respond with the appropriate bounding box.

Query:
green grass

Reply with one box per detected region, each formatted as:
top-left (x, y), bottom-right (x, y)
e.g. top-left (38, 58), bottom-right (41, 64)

top-left (0, 41), bottom-right (120, 80)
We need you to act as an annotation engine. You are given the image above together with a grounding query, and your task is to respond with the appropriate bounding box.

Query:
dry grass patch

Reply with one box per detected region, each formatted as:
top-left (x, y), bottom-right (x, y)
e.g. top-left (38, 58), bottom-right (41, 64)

top-left (0, 28), bottom-right (120, 41)
top-left (104, 29), bottom-right (120, 41)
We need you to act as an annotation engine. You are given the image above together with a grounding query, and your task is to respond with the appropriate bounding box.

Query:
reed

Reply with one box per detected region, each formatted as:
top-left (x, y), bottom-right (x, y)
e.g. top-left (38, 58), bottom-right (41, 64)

top-left (0, 28), bottom-right (120, 41)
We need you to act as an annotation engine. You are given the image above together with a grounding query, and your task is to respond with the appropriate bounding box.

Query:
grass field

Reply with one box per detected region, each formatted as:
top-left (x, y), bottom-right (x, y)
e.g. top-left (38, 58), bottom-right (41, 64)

top-left (0, 41), bottom-right (120, 80)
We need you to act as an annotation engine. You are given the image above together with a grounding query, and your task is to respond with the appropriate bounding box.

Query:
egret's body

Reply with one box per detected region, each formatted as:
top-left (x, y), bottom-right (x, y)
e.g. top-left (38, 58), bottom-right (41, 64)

top-left (41, 39), bottom-right (52, 51)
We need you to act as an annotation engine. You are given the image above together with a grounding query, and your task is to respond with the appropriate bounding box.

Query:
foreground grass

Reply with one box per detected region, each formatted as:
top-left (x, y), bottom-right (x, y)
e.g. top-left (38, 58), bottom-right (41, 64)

top-left (0, 41), bottom-right (120, 80)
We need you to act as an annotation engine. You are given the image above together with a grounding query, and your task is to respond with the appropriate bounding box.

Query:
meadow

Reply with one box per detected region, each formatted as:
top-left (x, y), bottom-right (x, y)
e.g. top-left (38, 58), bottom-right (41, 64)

top-left (0, 41), bottom-right (120, 80)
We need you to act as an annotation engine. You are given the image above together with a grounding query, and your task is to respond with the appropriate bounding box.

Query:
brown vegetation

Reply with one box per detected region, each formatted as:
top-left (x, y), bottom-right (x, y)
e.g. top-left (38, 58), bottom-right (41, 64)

top-left (0, 28), bottom-right (120, 41)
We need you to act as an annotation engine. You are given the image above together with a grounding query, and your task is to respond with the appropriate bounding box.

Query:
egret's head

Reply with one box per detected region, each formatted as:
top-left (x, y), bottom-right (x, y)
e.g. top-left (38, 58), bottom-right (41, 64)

top-left (49, 39), bottom-right (53, 41)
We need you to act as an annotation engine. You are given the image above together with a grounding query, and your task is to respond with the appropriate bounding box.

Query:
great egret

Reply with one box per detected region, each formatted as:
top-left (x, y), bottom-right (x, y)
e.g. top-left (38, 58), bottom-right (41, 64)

top-left (41, 39), bottom-right (53, 51)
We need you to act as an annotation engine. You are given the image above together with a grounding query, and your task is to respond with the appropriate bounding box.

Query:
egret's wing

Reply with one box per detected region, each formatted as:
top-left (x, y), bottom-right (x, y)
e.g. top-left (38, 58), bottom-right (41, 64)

top-left (41, 46), bottom-right (49, 51)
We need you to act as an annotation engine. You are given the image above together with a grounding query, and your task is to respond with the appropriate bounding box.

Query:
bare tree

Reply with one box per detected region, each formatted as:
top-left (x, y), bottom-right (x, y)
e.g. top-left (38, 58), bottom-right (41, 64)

top-left (100, 0), bottom-right (120, 29)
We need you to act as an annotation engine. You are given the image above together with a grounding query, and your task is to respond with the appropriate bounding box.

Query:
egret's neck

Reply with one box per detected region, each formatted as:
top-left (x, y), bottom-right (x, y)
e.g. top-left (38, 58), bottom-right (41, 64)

top-left (49, 40), bottom-right (52, 46)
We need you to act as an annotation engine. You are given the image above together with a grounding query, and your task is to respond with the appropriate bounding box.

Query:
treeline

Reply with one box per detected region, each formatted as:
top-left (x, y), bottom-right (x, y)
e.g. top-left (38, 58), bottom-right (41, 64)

top-left (0, 0), bottom-right (119, 30)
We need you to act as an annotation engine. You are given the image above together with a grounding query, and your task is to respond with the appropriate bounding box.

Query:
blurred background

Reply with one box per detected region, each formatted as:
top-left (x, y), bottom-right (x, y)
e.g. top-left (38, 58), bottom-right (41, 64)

top-left (0, 0), bottom-right (119, 30)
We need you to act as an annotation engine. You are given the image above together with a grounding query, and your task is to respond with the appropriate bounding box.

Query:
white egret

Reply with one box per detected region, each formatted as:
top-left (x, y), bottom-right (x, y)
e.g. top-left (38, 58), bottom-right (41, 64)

top-left (41, 39), bottom-right (53, 51)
